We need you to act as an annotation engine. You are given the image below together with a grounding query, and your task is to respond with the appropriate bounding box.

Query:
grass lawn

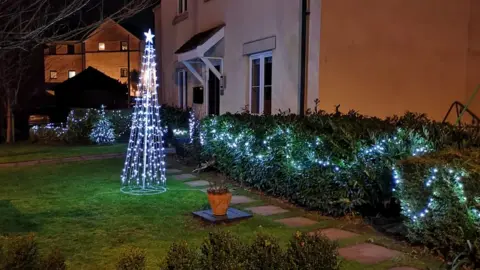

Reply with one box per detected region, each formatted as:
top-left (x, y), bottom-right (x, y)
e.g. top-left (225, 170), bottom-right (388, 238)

top-left (0, 158), bottom-right (441, 269)
top-left (0, 143), bottom-right (127, 163)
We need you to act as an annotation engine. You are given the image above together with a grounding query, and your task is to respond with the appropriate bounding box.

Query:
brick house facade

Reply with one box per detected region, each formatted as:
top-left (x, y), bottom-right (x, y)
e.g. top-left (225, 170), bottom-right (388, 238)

top-left (44, 19), bottom-right (143, 97)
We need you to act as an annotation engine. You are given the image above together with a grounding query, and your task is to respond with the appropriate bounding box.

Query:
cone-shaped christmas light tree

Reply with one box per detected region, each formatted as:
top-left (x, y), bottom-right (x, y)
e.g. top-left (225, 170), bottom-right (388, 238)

top-left (121, 29), bottom-right (167, 195)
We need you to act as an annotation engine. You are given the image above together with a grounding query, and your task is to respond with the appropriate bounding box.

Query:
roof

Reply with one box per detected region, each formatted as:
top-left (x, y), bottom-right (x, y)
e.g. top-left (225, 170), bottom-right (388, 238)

top-left (53, 67), bottom-right (127, 94)
top-left (175, 24), bottom-right (225, 54)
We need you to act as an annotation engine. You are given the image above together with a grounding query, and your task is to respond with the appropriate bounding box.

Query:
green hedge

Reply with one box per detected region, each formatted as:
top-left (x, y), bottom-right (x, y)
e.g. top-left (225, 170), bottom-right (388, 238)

top-left (200, 112), bottom-right (442, 216)
top-left (395, 149), bottom-right (480, 261)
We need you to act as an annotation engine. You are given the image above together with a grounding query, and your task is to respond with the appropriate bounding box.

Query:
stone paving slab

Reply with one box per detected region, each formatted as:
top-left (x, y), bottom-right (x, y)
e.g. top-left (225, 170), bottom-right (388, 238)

top-left (199, 188), bottom-right (208, 193)
top-left (166, 169), bottom-right (183, 174)
top-left (0, 163), bottom-right (16, 168)
top-left (63, 157), bottom-right (84, 162)
top-left (339, 243), bottom-right (401, 264)
top-left (173, 174), bottom-right (197, 181)
top-left (389, 268), bottom-right (419, 270)
top-left (185, 180), bottom-right (210, 187)
top-left (246, 205), bottom-right (289, 216)
top-left (310, 228), bottom-right (359, 241)
top-left (230, 195), bottom-right (255, 205)
top-left (275, 217), bottom-right (318, 227)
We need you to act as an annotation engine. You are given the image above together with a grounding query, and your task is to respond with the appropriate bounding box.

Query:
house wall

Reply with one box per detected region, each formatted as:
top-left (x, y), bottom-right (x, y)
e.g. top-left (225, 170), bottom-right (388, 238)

top-left (318, 0), bottom-right (473, 121)
top-left (44, 55), bottom-right (83, 84)
top-left (155, 0), bottom-right (225, 115)
top-left (223, 0), bottom-right (301, 114)
top-left (43, 20), bottom-right (142, 96)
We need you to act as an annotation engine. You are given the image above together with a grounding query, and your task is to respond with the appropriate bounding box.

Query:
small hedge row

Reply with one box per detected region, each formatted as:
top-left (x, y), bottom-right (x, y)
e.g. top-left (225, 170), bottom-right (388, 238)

top-left (158, 231), bottom-right (339, 270)
top-left (29, 108), bottom-right (131, 144)
top-left (0, 234), bottom-right (65, 270)
top-left (200, 111), bottom-right (456, 216)
top-left (395, 149), bottom-right (480, 262)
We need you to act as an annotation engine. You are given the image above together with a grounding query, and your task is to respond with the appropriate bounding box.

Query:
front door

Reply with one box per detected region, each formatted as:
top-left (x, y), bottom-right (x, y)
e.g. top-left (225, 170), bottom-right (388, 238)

top-left (208, 66), bottom-right (220, 115)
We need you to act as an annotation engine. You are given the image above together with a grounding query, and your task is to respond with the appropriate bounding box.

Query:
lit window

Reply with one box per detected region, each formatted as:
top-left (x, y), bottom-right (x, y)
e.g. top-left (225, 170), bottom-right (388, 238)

top-left (98, 42), bottom-right (105, 51)
top-left (120, 68), bottom-right (128, 78)
top-left (177, 0), bottom-right (187, 14)
top-left (249, 52), bottom-right (272, 115)
top-left (68, 70), bottom-right (76, 78)
top-left (121, 41), bottom-right (128, 51)
top-left (50, 71), bottom-right (57, 79)
top-left (177, 69), bottom-right (187, 109)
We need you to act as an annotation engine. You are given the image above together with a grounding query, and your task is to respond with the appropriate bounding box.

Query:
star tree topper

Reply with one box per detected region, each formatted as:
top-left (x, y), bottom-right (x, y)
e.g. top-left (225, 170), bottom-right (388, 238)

top-left (145, 29), bottom-right (154, 44)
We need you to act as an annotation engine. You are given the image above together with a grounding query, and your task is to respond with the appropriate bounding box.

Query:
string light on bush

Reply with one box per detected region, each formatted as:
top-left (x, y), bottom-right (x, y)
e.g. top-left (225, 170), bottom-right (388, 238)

top-left (393, 166), bottom-right (480, 222)
top-left (120, 29), bottom-right (167, 195)
top-left (89, 105), bottom-right (116, 145)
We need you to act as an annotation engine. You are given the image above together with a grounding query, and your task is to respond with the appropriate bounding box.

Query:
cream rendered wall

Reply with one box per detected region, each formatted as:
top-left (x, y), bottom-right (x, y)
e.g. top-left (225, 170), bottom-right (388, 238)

top-left (155, 0), bottom-right (225, 111)
top-left (223, 0), bottom-right (301, 114)
top-left (318, 0), bottom-right (471, 121)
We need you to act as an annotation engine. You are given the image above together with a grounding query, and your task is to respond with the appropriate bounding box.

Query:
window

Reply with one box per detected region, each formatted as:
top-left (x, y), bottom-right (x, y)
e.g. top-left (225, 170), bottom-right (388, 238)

top-left (68, 70), bottom-right (76, 78)
top-left (177, 69), bottom-right (187, 109)
top-left (98, 42), bottom-right (105, 51)
top-left (249, 52), bottom-right (273, 115)
top-left (120, 68), bottom-right (128, 78)
top-left (121, 41), bottom-right (128, 51)
top-left (177, 0), bottom-right (187, 14)
top-left (48, 45), bottom-right (56, 55)
top-left (50, 70), bottom-right (57, 79)
top-left (67, 44), bottom-right (75, 54)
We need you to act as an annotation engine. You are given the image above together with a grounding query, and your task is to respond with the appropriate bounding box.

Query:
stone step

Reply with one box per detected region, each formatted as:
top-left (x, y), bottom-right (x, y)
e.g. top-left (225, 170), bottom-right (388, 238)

top-left (309, 228), bottom-right (359, 241)
top-left (246, 205), bottom-right (289, 216)
top-left (173, 174), bottom-right (197, 181)
top-left (185, 180), bottom-right (210, 187)
top-left (338, 243), bottom-right (401, 264)
top-left (275, 217), bottom-right (318, 227)
top-left (230, 195), bottom-right (255, 205)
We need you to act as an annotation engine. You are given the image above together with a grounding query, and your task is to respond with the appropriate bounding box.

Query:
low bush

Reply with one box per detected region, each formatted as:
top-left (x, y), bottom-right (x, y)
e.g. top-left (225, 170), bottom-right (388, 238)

top-left (0, 234), bottom-right (66, 270)
top-left (244, 233), bottom-right (283, 270)
top-left (0, 234), bottom-right (39, 270)
top-left (199, 111), bottom-right (435, 215)
top-left (116, 247), bottom-right (146, 270)
top-left (161, 241), bottom-right (199, 270)
top-left (394, 149), bottom-right (480, 261)
top-left (162, 231), bottom-right (340, 270)
top-left (199, 231), bottom-right (245, 270)
top-left (285, 232), bottom-right (339, 270)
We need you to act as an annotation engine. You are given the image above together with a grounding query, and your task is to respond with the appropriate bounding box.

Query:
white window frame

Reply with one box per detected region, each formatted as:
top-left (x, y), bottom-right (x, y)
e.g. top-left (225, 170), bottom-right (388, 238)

top-left (249, 51), bottom-right (272, 114)
top-left (98, 42), bottom-right (105, 51)
top-left (177, 69), bottom-right (188, 109)
top-left (177, 0), bottom-right (188, 14)
top-left (121, 41), bottom-right (128, 51)
top-left (68, 70), bottom-right (76, 78)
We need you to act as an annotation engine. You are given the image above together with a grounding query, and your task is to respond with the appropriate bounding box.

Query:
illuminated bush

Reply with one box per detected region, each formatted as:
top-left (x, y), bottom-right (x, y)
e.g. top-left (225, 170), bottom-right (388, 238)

top-left (394, 149), bottom-right (480, 260)
top-left (200, 112), bottom-right (434, 215)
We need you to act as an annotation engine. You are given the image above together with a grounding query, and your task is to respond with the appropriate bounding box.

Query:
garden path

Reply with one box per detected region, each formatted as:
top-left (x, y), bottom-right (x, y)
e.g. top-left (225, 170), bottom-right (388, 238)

top-left (168, 168), bottom-right (422, 270)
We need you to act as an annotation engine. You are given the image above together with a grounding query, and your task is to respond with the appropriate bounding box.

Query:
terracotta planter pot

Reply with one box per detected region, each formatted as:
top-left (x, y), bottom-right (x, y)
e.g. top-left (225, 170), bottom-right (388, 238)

top-left (207, 191), bottom-right (232, 216)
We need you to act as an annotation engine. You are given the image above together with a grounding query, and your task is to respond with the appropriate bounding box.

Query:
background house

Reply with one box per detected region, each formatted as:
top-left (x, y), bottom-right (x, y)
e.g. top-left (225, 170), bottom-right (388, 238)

top-left (44, 19), bottom-right (144, 98)
top-left (155, 0), bottom-right (480, 122)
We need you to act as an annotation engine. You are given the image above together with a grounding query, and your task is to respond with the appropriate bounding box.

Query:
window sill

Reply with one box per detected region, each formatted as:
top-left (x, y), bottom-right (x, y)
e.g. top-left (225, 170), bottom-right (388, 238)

top-left (172, 12), bottom-right (189, 25)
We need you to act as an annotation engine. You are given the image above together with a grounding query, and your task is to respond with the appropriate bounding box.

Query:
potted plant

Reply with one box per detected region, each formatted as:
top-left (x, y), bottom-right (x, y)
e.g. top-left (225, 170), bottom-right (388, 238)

top-left (207, 176), bottom-right (232, 216)
top-left (193, 157), bottom-right (232, 216)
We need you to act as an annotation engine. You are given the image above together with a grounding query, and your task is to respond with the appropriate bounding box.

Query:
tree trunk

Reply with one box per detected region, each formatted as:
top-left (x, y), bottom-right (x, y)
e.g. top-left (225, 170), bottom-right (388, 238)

top-left (6, 100), bottom-right (12, 144)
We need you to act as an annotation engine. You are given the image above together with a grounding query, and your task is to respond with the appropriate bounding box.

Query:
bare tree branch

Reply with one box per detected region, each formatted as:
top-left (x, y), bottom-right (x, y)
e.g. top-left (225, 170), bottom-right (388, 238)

top-left (0, 0), bottom-right (157, 52)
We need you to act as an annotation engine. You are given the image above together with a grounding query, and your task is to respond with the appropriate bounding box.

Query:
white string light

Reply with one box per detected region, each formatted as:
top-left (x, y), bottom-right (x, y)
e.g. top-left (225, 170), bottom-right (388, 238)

top-left (120, 29), bottom-right (167, 195)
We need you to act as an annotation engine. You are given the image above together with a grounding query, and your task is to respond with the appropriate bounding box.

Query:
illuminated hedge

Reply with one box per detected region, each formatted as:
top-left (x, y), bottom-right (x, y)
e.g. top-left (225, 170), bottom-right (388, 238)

top-left (199, 112), bottom-right (433, 216)
top-left (395, 150), bottom-right (480, 259)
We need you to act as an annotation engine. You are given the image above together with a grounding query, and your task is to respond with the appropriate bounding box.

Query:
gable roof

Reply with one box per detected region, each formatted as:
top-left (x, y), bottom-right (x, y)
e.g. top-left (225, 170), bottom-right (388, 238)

top-left (175, 24), bottom-right (225, 54)
top-left (53, 66), bottom-right (127, 94)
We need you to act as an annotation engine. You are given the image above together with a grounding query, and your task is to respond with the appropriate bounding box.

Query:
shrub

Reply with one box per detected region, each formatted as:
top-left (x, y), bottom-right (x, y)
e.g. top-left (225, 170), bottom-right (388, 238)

top-left (161, 241), bottom-right (199, 270)
top-left (285, 232), bottom-right (340, 270)
top-left (90, 106), bottom-right (116, 145)
top-left (116, 247), bottom-right (146, 270)
top-left (199, 231), bottom-right (245, 270)
top-left (244, 233), bottom-right (283, 270)
top-left (200, 111), bottom-right (434, 215)
top-left (0, 234), bottom-right (39, 270)
top-left (41, 249), bottom-right (66, 270)
top-left (395, 149), bottom-right (480, 261)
